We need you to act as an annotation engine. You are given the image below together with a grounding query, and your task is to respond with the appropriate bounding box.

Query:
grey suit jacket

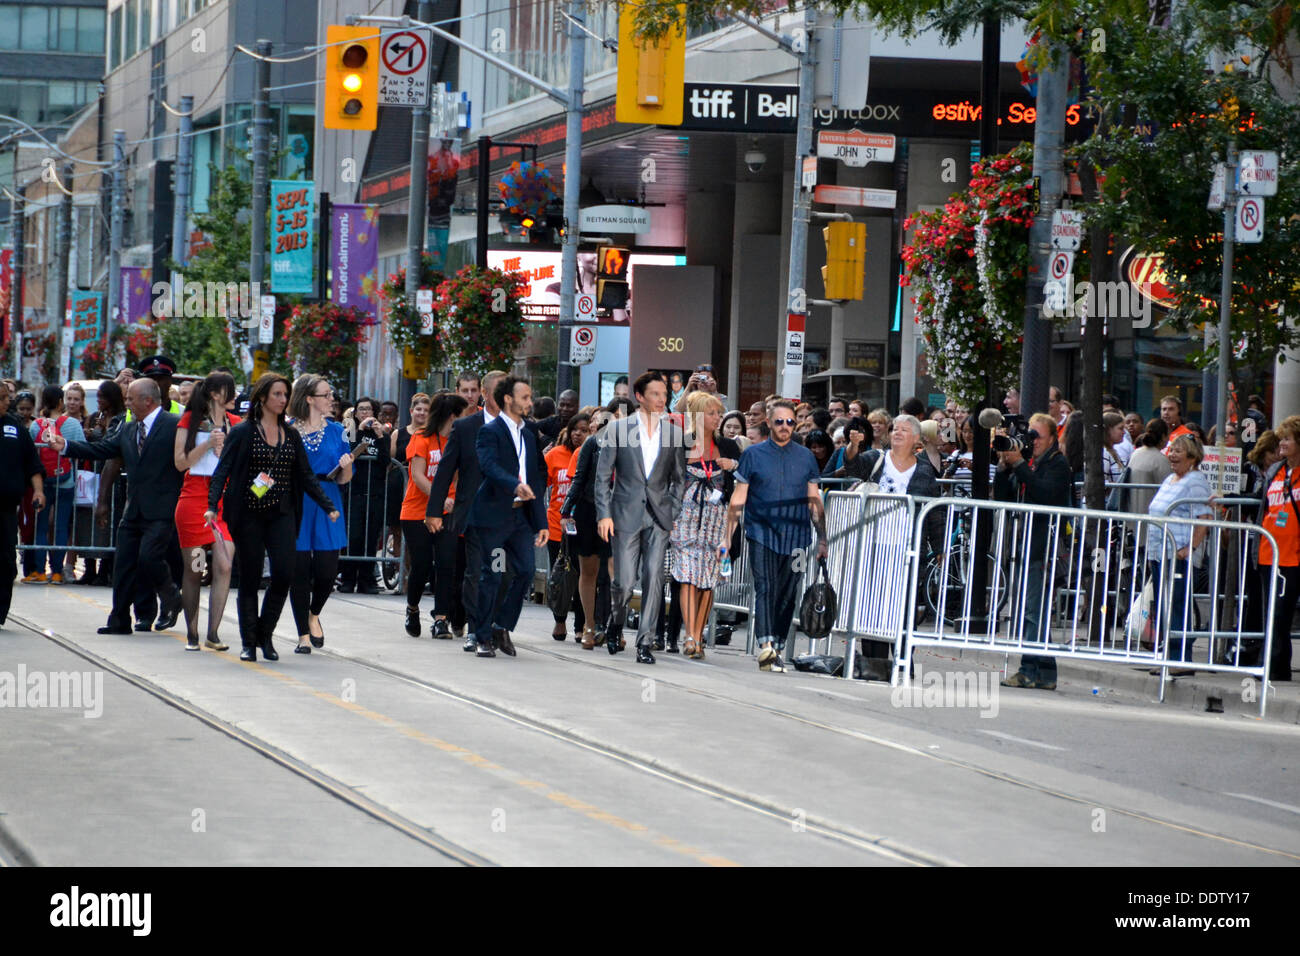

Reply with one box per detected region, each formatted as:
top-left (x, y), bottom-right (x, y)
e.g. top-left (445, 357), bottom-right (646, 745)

top-left (594, 413), bottom-right (685, 533)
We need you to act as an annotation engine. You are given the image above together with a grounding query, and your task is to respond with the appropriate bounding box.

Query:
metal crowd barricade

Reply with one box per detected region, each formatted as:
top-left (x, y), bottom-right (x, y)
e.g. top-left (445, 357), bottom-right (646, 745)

top-left (19, 448), bottom-right (123, 575)
top-left (338, 458), bottom-right (407, 591)
top-left (893, 497), bottom-right (1279, 717)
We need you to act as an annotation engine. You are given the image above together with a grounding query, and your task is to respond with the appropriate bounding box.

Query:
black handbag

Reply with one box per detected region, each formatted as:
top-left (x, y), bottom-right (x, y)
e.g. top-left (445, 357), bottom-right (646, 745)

top-left (799, 556), bottom-right (838, 639)
top-left (546, 538), bottom-right (578, 615)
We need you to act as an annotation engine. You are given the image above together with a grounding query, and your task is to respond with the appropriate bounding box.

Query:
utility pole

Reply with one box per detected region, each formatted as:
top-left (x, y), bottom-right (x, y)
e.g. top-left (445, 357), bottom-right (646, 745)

top-left (1018, 46), bottom-right (1068, 415)
top-left (405, 1), bottom-right (434, 319)
top-left (555, 0), bottom-right (585, 396)
top-left (249, 39), bottom-right (272, 298)
top-left (780, 4), bottom-right (816, 399)
top-left (475, 136), bottom-right (490, 269)
top-left (9, 185), bottom-right (23, 378)
top-left (53, 162), bottom-right (73, 383)
top-left (170, 95), bottom-right (194, 293)
top-left (1214, 139), bottom-right (1237, 491)
top-left (106, 130), bottom-right (125, 328)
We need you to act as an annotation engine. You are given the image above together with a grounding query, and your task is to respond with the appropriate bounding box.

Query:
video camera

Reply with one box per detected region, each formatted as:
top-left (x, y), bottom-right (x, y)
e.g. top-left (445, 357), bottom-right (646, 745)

top-left (979, 409), bottom-right (1033, 454)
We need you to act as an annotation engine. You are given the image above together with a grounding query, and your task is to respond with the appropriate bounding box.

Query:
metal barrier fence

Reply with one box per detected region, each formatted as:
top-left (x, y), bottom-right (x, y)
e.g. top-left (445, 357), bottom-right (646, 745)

top-left (18, 451), bottom-right (122, 577)
top-left (338, 458), bottom-right (407, 592)
top-left (894, 497), bottom-right (1279, 716)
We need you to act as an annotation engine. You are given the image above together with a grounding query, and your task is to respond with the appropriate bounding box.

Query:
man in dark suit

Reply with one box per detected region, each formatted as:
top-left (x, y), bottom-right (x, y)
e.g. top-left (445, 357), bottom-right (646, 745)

top-left (427, 369), bottom-right (507, 651)
top-left (465, 375), bottom-right (548, 658)
top-left (49, 378), bottom-right (184, 635)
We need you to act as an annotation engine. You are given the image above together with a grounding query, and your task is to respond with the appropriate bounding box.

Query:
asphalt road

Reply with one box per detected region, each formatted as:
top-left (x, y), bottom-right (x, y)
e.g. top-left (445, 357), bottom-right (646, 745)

top-left (1, 581), bottom-right (1297, 866)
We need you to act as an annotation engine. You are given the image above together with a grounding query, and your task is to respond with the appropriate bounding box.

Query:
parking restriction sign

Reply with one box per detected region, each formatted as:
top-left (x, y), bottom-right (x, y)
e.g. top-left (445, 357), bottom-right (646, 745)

top-left (570, 325), bottom-right (597, 365)
top-left (379, 29), bottom-right (430, 106)
top-left (576, 293), bottom-right (595, 322)
top-left (1236, 196), bottom-right (1264, 244)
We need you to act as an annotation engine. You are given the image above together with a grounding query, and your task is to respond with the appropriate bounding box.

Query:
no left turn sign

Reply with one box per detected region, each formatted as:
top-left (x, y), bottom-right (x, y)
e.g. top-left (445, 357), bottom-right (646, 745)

top-left (379, 29), bottom-right (430, 106)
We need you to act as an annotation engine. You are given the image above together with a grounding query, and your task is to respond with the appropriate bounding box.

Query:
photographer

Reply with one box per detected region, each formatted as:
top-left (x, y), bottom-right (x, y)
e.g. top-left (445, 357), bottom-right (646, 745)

top-left (994, 412), bottom-right (1073, 691)
top-left (339, 397), bottom-right (391, 594)
top-left (673, 364), bottom-right (728, 413)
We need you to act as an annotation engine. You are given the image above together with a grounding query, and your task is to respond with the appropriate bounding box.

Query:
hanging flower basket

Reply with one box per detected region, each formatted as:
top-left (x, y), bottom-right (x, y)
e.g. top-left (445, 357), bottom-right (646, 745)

top-left (380, 252), bottom-right (445, 359)
top-left (434, 265), bottom-right (528, 376)
top-left (497, 161), bottom-right (556, 227)
top-left (283, 303), bottom-right (371, 386)
top-left (901, 143), bottom-right (1039, 408)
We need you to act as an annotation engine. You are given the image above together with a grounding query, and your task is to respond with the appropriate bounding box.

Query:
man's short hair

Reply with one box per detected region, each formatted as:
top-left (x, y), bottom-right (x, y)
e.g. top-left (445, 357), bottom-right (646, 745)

top-left (769, 399), bottom-right (796, 417)
top-left (606, 395), bottom-right (636, 416)
top-left (1028, 412), bottom-right (1057, 438)
top-left (1160, 394), bottom-right (1182, 411)
top-left (456, 372), bottom-right (481, 388)
top-left (1101, 394), bottom-right (1120, 409)
top-left (494, 375), bottom-right (527, 410)
top-left (632, 370), bottom-right (661, 400)
top-left (899, 396), bottom-right (925, 418)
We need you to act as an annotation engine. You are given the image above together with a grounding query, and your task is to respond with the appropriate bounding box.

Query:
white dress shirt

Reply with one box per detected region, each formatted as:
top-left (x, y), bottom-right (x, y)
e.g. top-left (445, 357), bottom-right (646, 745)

top-left (501, 413), bottom-right (528, 495)
top-left (138, 405), bottom-right (162, 443)
top-left (637, 411), bottom-right (661, 477)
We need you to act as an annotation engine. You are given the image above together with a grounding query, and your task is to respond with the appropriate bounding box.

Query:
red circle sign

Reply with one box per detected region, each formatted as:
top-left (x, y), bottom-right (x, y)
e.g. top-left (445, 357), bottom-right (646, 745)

top-left (1240, 198), bottom-right (1260, 231)
top-left (576, 294), bottom-right (594, 315)
top-left (1049, 252), bottom-right (1071, 280)
top-left (382, 32), bottom-right (427, 75)
top-left (574, 327), bottom-right (594, 346)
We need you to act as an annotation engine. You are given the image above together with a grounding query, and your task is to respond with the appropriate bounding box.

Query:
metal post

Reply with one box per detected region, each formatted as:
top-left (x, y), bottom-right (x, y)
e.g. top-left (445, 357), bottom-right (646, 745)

top-left (318, 191), bottom-right (331, 303)
top-left (475, 136), bottom-right (490, 269)
top-left (405, 1), bottom-right (435, 312)
top-left (249, 39), bottom-right (272, 294)
top-left (52, 162), bottom-right (74, 382)
top-left (1019, 46), bottom-right (1068, 416)
top-left (780, 5), bottom-right (816, 398)
top-left (1216, 140), bottom-right (1237, 492)
top-left (106, 130), bottom-right (125, 328)
top-left (9, 185), bottom-right (23, 377)
top-left (555, 0), bottom-right (585, 396)
top-left (170, 95), bottom-right (194, 291)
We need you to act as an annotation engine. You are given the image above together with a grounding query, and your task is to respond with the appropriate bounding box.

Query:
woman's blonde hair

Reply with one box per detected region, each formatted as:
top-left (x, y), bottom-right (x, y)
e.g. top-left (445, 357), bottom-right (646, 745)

top-left (1168, 432), bottom-right (1205, 464)
top-left (685, 390), bottom-right (724, 439)
top-left (1248, 429), bottom-right (1279, 468)
top-left (1273, 415), bottom-right (1300, 444)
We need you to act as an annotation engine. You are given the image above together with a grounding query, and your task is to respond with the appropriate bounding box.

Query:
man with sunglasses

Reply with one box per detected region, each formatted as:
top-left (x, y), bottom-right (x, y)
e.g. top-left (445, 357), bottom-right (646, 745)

top-left (993, 412), bottom-right (1074, 690)
top-left (725, 401), bottom-right (827, 672)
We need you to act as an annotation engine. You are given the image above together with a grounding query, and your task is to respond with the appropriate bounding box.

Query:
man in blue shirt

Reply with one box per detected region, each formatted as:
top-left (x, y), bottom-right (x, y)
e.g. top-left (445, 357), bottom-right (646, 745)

top-left (725, 400), bottom-right (827, 672)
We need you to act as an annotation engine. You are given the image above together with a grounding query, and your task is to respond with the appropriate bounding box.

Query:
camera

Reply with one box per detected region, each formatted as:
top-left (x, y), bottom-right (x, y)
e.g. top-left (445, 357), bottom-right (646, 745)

top-left (744, 150), bottom-right (767, 173)
top-left (991, 434), bottom-right (1026, 454)
top-left (979, 407), bottom-right (1031, 454)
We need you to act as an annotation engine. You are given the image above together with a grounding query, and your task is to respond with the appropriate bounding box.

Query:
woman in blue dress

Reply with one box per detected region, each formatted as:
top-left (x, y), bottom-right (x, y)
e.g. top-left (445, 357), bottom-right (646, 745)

top-left (287, 374), bottom-right (353, 654)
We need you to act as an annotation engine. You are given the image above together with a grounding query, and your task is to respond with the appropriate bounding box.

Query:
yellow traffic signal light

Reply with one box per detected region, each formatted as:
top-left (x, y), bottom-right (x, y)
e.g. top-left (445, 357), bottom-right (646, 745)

top-left (821, 221), bottom-right (866, 300)
top-left (324, 25), bottom-right (379, 130)
top-left (615, 3), bottom-right (686, 126)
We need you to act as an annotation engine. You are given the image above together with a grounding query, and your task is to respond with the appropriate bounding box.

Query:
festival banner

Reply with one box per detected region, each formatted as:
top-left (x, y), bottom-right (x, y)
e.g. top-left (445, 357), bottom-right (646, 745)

top-left (330, 204), bottom-right (379, 321)
top-left (67, 291), bottom-right (103, 362)
top-left (119, 266), bottom-right (152, 325)
top-left (270, 180), bottom-right (314, 294)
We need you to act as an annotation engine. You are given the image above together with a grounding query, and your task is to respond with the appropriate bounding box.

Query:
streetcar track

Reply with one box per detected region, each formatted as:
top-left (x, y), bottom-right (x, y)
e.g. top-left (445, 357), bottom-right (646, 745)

top-left (11, 614), bottom-right (491, 868)
top-left (331, 598), bottom-right (1300, 863)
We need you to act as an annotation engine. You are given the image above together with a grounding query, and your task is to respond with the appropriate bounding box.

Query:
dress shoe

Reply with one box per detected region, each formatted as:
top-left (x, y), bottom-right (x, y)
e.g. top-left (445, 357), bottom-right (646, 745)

top-left (653, 636), bottom-right (665, 651)
top-left (239, 646), bottom-right (256, 662)
top-left (462, 634), bottom-right (477, 652)
top-left (666, 638), bottom-right (679, 654)
top-left (259, 638), bottom-right (279, 662)
top-left (405, 607), bottom-right (421, 637)
top-left (204, 637), bottom-right (229, 652)
top-left (134, 621), bottom-right (153, 632)
top-left (636, 644), bottom-right (656, 665)
top-left (97, 624), bottom-right (133, 635)
top-left (606, 631), bottom-right (625, 656)
top-left (309, 621), bottom-right (325, 648)
top-left (294, 643), bottom-right (311, 654)
top-left (494, 628), bottom-right (516, 657)
top-left (476, 641), bottom-right (497, 657)
top-left (185, 636), bottom-right (200, 652)
top-left (155, 595), bottom-right (182, 632)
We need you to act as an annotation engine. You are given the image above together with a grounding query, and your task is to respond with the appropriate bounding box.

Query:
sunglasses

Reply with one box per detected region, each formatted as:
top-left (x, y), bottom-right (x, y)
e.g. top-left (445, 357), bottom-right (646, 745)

top-left (772, 418), bottom-right (795, 426)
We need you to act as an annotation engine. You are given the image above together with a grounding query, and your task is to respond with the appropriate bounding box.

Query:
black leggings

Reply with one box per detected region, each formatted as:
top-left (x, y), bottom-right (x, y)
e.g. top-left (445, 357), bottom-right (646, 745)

top-left (231, 510), bottom-right (296, 646)
top-left (547, 539), bottom-right (586, 632)
top-left (291, 549), bottom-right (340, 636)
top-left (403, 519), bottom-right (462, 618)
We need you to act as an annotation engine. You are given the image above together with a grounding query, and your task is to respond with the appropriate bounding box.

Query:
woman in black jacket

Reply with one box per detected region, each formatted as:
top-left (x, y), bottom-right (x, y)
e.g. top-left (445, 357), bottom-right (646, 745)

top-left (206, 373), bottom-right (338, 662)
top-left (339, 397), bottom-right (391, 593)
top-left (561, 408), bottom-right (614, 649)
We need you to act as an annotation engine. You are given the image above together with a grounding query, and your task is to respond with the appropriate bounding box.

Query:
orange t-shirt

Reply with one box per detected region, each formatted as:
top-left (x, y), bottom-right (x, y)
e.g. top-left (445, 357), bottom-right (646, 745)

top-left (400, 433), bottom-right (450, 521)
top-left (1260, 468), bottom-right (1300, 566)
top-left (1162, 423), bottom-right (1192, 456)
top-left (545, 444), bottom-right (577, 541)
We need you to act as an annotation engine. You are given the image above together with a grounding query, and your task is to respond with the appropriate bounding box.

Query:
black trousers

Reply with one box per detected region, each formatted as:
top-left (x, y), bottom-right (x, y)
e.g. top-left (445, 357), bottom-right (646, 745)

top-left (402, 519), bottom-right (433, 608)
top-left (473, 512), bottom-right (535, 645)
top-left (0, 507), bottom-right (17, 625)
top-left (133, 530), bottom-right (183, 625)
top-left (107, 516), bottom-right (181, 630)
top-left (1262, 564), bottom-right (1298, 681)
top-left (547, 539), bottom-right (586, 632)
top-left (231, 510), bottom-right (296, 646)
top-left (463, 526), bottom-right (508, 636)
top-left (291, 550), bottom-right (339, 635)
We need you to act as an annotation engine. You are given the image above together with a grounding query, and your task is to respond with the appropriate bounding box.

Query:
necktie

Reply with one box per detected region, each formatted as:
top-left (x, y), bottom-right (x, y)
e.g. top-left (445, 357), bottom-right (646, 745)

top-left (136, 422), bottom-right (146, 455)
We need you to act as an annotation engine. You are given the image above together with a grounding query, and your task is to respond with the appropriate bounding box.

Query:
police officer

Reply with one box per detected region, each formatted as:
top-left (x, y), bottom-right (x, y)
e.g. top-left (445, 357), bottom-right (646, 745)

top-left (0, 385), bottom-right (45, 627)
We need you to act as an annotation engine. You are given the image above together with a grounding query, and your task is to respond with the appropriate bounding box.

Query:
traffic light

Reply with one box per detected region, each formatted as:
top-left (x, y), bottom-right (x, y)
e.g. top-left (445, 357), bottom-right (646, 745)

top-left (821, 221), bottom-right (866, 300)
top-left (615, 2), bottom-right (686, 126)
top-left (324, 25), bottom-right (380, 130)
top-left (596, 245), bottom-right (630, 309)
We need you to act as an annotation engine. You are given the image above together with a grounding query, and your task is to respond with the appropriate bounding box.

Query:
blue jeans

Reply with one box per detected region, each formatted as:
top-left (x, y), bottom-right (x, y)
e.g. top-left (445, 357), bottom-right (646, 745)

top-left (1017, 558), bottom-right (1057, 683)
top-left (1149, 559), bottom-right (1196, 663)
top-left (32, 484), bottom-right (74, 575)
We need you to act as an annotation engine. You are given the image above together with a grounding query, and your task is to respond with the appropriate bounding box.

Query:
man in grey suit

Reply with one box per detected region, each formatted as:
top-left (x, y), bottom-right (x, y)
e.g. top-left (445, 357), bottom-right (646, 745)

top-left (595, 371), bottom-right (685, 664)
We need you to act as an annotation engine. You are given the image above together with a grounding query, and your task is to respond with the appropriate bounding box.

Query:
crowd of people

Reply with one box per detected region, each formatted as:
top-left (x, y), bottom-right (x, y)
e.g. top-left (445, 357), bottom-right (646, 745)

top-left (0, 358), bottom-right (1292, 687)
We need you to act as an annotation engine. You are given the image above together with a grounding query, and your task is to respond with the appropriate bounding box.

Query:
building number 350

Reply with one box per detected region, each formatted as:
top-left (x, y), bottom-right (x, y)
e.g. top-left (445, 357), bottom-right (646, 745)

top-left (658, 337), bottom-right (685, 352)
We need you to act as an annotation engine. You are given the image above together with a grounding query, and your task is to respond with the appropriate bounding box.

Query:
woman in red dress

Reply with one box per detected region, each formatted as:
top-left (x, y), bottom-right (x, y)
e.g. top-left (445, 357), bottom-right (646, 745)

top-left (173, 372), bottom-right (240, 651)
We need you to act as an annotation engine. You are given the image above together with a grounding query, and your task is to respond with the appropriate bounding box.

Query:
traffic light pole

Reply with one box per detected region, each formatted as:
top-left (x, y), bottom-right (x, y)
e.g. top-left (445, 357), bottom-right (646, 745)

top-left (171, 94), bottom-right (194, 294)
top-left (780, 6), bottom-right (816, 399)
top-left (556, 0), bottom-right (585, 397)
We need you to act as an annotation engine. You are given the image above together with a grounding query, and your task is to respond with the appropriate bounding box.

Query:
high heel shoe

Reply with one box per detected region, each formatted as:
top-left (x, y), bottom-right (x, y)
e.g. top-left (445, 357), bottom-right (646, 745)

top-left (581, 627), bottom-right (596, 650)
top-left (259, 637), bottom-right (279, 662)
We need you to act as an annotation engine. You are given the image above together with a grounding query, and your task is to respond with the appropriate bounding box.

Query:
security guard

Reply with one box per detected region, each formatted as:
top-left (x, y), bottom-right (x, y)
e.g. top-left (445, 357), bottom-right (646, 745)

top-left (128, 355), bottom-right (184, 417)
top-left (0, 384), bottom-right (45, 628)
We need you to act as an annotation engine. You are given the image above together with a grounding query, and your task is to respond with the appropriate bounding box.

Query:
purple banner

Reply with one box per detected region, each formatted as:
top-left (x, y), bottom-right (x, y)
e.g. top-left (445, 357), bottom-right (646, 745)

top-left (119, 266), bottom-right (152, 325)
top-left (330, 204), bottom-right (379, 322)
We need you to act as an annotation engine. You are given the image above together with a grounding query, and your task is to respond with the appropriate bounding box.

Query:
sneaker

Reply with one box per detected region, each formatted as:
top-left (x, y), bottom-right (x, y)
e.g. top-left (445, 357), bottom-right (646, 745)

top-left (49, 573), bottom-right (64, 584)
top-left (404, 607), bottom-right (420, 637)
top-left (23, 572), bottom-right (47, 583)
top-left (1001, 671), bottom-right (1034, 688)
top-left (769, 657), bottom-right (786, 673)
top-left (476, 641), bottom-right (497, 658)
top-left (452, 624), bottom-right (465, 639)
top-left (431, 618), bottom-right (452, 639)
top-left (1031, 679), bottom-right (1057, 690)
